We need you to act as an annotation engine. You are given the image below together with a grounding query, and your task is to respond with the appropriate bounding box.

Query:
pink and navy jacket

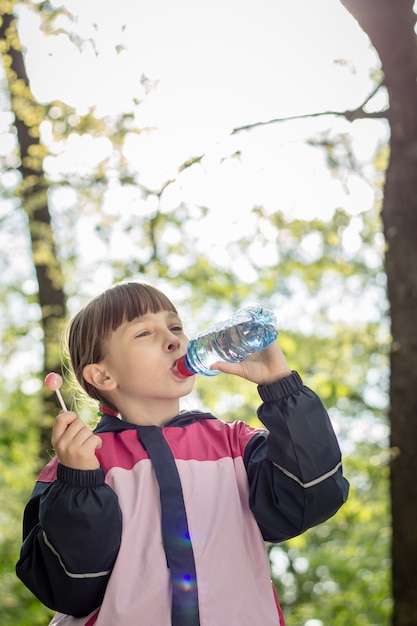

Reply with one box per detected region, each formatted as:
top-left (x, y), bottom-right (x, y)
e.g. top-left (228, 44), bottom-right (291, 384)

top-left (16, 372), bottom-right (349, 625)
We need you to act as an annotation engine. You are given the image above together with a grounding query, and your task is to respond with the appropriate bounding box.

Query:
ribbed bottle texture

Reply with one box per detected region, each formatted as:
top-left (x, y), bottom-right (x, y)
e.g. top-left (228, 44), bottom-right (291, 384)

top-left (174, 304), bottom-right (278, 377)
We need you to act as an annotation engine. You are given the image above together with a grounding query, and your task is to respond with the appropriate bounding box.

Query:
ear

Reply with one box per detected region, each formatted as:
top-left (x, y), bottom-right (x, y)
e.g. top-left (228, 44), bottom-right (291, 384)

top-left (83, 364), bottom-right (117, 391)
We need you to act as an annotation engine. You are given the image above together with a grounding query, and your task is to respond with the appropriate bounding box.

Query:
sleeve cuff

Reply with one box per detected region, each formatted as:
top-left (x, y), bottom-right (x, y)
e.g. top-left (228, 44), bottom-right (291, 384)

top-left (258, 370), bottom-right (304, 402)
top-left (57, 463), bottom-right (105, 487)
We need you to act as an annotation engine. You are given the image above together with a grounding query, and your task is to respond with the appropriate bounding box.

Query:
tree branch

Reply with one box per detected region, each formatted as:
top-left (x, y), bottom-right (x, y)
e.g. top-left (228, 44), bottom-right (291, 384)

top-left (231, 84), bottom-right (388, 134)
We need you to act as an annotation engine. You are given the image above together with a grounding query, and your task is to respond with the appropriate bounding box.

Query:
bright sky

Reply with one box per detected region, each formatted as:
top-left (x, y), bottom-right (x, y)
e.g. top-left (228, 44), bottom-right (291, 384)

top-left (1, 0), bottom-right (391, 433)
top-left (20, 0), bottom-right (378, 119)
top-left (16, 0), bottom-right (386, 183)
top-left (3, 0), bottom-right (388, 338)
top-left (5, 0), bottom-right (389, 317)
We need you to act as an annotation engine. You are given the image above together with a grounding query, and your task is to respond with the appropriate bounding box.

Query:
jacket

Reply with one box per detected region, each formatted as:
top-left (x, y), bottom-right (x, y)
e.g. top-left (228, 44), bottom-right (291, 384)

top-left (16, 371), bottom-right (349, 625)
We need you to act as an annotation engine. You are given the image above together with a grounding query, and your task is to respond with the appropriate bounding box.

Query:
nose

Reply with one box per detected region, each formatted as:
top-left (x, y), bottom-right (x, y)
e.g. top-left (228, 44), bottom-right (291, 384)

top-left (166, 331), bottom-right (181, 352)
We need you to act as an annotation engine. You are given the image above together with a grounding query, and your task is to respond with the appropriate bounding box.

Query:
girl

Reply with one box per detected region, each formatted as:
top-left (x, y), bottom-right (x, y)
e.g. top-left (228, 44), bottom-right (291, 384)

top-left (16, 281), bottom-right (349, 626)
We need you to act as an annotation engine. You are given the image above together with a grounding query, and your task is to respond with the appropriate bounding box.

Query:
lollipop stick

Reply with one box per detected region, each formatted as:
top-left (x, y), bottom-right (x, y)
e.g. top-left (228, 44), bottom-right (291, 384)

top-left (55, 389), bottom-right (68, 412)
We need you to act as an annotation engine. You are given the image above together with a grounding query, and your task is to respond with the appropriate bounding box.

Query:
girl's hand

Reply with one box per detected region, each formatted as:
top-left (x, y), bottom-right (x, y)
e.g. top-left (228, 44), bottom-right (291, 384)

top-left (51, 411), bottom-right (102, 471)
top-left (210, 341), bottom-right (292, 386)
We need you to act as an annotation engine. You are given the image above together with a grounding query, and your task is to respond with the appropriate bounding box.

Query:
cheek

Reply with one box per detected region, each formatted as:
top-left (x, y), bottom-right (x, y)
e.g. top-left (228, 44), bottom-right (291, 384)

top-left (180, 338), bottom-right (189, 354)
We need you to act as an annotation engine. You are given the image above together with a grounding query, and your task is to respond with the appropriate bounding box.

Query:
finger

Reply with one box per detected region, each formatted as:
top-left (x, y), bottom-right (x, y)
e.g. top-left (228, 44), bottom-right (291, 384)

top-left (51, 411), bottom-right (79, 447)
top-left (54, 427), bottom-right (102, 470)
top-left (55, 420), bottom-right (99, 456)
top-left (54, 416), bottom-right (87, 446)
top-left (69, 426), bottom-right (100, 450)
top-left (210, 361), bottom-right (245, 376)
top-left (210, 361), bottom-right (231, 373)
top-left (82, 434), bottom-right (102, 455)
top-left (52, 418), bottom-right (96, 458)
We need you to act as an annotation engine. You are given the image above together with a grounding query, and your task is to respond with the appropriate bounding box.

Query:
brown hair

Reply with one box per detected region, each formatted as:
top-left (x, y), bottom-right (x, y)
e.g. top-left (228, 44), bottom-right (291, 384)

top-left (66, 282), bottom-right (178, 410)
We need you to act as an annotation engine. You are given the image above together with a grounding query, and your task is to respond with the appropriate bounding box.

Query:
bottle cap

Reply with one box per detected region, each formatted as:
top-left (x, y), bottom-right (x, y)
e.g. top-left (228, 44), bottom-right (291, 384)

top-left (174, 355), bottom-right (194, 377)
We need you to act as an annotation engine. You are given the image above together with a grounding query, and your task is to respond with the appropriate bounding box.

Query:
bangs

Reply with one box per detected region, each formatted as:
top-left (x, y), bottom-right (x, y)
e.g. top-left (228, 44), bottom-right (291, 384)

top-left (99, 282), bottom-right (178, 335)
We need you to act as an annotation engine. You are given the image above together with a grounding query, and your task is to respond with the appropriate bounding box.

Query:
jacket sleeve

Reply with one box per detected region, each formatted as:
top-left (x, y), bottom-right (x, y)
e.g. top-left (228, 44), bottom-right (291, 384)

top-left (16, 461), bottom-right (122, 617)
top-left (244, 371), bottom-right (349, 542)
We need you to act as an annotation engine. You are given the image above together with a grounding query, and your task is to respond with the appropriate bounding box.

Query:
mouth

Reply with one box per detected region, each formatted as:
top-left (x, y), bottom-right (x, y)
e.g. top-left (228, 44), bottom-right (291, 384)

top-left (171, 359), bottom-right (194, 380)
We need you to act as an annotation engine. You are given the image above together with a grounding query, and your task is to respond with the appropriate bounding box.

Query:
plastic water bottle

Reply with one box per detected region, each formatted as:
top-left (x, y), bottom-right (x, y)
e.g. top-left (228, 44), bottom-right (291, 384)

top-left (173, 304), bottom-right (278, 377)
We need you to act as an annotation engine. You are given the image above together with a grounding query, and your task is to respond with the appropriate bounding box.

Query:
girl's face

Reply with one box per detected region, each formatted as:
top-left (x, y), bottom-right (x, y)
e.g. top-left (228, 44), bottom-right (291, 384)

top-left (97, 310), bottom-right (195, 421)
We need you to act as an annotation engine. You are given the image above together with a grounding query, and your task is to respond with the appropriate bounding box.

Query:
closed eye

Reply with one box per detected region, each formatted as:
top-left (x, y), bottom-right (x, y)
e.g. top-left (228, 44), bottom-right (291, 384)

top-left (135, 330), bottom-right (151, 338)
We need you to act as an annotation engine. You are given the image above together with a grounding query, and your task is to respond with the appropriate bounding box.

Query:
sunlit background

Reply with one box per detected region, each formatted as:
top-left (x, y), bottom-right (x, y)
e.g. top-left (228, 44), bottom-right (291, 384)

top-left (1, 0), bottom-right (390, 423)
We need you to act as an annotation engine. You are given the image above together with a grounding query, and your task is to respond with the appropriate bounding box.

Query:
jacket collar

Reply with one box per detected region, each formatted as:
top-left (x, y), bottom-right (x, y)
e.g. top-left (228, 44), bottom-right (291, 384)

top-left (93, 410), bottom-right (216, 434)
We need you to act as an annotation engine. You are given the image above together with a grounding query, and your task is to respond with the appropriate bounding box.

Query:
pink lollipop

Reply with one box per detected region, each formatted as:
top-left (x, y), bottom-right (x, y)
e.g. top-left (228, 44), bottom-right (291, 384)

top-left (45, 372), bottom-right (67, 411)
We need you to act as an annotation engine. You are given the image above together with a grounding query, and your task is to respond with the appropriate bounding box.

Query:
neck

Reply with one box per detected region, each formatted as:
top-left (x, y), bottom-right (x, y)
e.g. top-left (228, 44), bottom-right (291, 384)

top-left (113, 397), bottom-right (181, 427)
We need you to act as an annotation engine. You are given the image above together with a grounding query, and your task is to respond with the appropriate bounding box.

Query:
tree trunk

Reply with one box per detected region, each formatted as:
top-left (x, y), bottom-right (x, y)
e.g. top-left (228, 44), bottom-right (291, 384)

top-left (341, 2), bottom-right (417, 624)
top-left (0, 11), bottom-right (67, 458)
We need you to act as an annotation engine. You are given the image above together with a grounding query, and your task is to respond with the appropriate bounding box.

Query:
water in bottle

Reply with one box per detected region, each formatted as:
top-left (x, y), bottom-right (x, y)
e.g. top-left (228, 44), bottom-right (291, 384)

top-left (173, 304), bottom-right (278, 377)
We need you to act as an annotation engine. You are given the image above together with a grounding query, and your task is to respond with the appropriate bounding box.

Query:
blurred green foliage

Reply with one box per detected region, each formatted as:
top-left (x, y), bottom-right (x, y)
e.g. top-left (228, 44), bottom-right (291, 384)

top-left (271, 447), bottom-right (391, 625)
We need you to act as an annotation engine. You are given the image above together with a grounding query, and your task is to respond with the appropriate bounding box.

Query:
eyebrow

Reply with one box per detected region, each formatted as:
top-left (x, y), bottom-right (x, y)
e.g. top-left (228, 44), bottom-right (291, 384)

top-left (127, 311), bottom-right (181, 325)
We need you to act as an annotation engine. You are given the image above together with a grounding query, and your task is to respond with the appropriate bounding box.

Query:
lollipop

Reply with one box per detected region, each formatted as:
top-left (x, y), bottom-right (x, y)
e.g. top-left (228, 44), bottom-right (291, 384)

top-left (45, 372), bottom-right (67, 411)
